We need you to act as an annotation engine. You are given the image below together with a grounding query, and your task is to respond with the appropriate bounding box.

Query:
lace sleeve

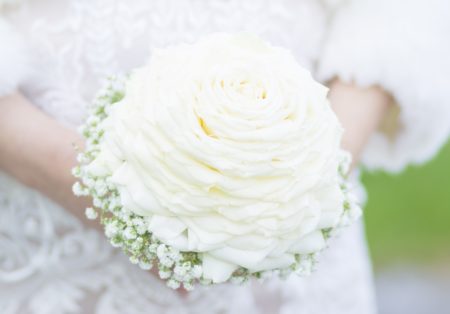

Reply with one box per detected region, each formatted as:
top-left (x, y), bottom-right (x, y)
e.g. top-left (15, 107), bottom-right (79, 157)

top-left (318, 0), bottom-right (450, 172)
top-left (0, 17), bottom-right (31, 97)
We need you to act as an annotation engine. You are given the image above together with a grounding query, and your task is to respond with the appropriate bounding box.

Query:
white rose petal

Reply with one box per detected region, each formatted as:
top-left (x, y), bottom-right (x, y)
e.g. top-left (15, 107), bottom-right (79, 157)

top-left (202, 253), bottom-right (239, 283)
top-left (289, 230), bottom-right (326, 254)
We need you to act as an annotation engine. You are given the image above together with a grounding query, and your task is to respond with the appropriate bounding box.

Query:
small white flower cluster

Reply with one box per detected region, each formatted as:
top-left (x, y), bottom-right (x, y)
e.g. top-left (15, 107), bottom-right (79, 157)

top-left (72, 77), bottom-right (361, 290)
top-left (337, 152), bottom-right (363, 229)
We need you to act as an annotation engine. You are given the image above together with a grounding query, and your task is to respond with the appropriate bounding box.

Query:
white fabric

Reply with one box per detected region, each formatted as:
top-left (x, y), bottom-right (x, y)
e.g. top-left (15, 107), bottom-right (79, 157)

top-left (0, 0), bottom-right (23, 10)
top-left (0, 17), bottom-right (30, 96)
top-left (318, 0), bottom-right (450, 172)
top-left (0, 0), bottom-right (448, 313)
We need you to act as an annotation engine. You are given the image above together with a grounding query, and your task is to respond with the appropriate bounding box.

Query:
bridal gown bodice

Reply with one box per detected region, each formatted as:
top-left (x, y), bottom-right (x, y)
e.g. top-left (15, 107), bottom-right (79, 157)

top-left (1, 0), bottom-right (449, 313)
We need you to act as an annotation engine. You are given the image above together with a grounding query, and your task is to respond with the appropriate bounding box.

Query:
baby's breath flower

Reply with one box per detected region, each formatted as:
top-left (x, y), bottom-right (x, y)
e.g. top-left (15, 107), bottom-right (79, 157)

top-left (87, 115), bottom-right (100, 127)
top-left (85, 207), bottom-right (98, 220)
top-left (129, 255), bottom-right (139, 264)
top-left (132, 218), bottom-right (147, 235)
top-left (229, 276), bottom-right (246, 285)
top-left (160, 257), bottom-right (174, 268)
top-left (148, 243), bottom-right (158, 254)
top-left (76, 153), bottom-right (89, 164)
top-left (92, 197), bottom-right (103, 208)
top-left (71, 166), bottom-right (82, 178)
top-left (120, 212), bottom-right (132, 224)
top-left (183, 281), bottom-right (195, 291)
top-left (72, 182), bottom-right (86, 196)
top-left (259, 271), bottom-right (274, 280)
top-left (191, 265), bottom-right (203, 279)
top-left (104, 222), bottom-right (119, 238)
top-left (279, 268), bottom-right (293, 279)
top-left (159, 269), bottom-right (172, 280)
top-left (199, 278), bottom-right (212, 286)
top-left (167, 279), bottom-right (181, 290)
top-left (77, 125), bottom-right (87, 135)
top-left (82, 177), bottom-right (95, 188)
top-left (145, 250), bottom-right (156, 260)
top-left (123, 227), bottom-right (137, 240)
top-left (107, 197), bottom-right (120, 211)
top-left (138, 260), bottom-right (153, 270)
top-left (295, 258), bottom-right (314, 276)
top-left (156, 244), bottom-right (167, 260)
top-left (94, 180), bottom-right (108, 197)
top-left (131, 237), bottom-right (144, 251)
top-left (110, 237), bottom-right (123, 248)
top-left (174, 263), bottom-right (189, 277)
top-left (168, 250), bottom-right (182, 262)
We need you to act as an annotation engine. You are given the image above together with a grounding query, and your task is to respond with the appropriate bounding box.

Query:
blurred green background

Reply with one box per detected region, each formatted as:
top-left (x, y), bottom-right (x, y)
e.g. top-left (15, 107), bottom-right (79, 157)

top-left (362, 140), bottom-right (450, 267)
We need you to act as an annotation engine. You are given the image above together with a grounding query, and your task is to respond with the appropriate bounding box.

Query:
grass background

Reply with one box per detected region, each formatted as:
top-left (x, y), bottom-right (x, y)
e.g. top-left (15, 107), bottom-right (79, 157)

top-left (362, 140), bottom-right (450, 267)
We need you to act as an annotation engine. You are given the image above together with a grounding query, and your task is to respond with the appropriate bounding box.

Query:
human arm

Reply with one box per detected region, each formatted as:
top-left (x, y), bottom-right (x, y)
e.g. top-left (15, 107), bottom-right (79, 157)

top-left (328, 79), bottom-right (392, 169)
top-left (0, 92), bottom-right (94, 225)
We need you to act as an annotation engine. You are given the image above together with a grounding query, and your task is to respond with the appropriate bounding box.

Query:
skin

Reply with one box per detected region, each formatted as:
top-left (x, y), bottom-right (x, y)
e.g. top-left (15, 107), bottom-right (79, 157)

top-left (328, 79), bottom-right (393, 168)
top-left (0, 93), bottom-right (94, 226)
top-left (0, 79), bottom-right (392, 291)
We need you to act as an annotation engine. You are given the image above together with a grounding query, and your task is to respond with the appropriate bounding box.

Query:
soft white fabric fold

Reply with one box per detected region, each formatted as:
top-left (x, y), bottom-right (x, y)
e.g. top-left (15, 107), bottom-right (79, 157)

top-left (0, 17), bottom-right (31, 97)
top-left (318, 0), bottom-right (450, 172)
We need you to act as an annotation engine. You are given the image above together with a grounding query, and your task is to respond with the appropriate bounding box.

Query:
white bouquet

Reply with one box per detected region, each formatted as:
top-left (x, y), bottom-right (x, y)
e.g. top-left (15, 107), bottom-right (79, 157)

top-left (73, 33), bottom-right (361, 290)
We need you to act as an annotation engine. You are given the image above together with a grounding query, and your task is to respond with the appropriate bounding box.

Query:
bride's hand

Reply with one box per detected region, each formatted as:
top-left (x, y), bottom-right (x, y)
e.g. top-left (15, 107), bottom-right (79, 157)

top-left (0, 92), bottom-right (95, 223)
top-left (328, 79), bottom-right (392, 170)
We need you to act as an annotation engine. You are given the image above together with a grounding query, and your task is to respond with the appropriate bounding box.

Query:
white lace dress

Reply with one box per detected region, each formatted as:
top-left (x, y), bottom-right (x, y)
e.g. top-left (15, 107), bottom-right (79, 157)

top-left (0, 1), bottom-right (449, 313)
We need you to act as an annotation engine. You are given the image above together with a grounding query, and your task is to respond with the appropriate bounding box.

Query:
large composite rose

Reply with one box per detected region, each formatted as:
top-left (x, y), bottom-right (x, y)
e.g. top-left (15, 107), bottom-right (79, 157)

top-left (86, 34), bottom-right (347, 283)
